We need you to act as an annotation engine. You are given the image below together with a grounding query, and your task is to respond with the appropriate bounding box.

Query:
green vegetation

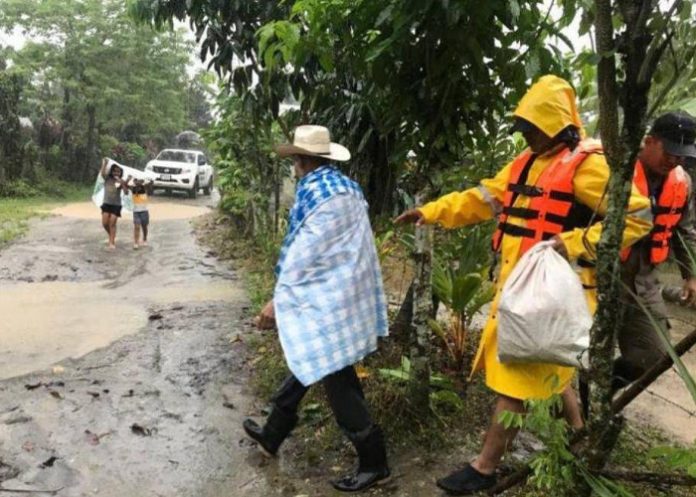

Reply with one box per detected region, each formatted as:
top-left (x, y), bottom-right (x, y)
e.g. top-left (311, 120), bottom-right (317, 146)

top-left (0, 0), bottom-right (214, 189)
top-left (140, 0), bottom-right (696, 493)
top-left (0, 183), bottom-right (90, 245)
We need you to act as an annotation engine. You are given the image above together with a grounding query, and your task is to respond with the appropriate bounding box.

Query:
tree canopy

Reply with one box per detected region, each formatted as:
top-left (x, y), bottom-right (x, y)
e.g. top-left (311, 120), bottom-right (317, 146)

top-left (0, 0), bottom-right (214, 184)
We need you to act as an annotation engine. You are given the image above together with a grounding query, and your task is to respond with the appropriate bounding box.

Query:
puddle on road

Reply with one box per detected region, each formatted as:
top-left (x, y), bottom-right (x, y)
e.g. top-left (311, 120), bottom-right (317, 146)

top-left (51, 200), bottom-right (210, 220)
top-left (0, 279), bottom-right (244, 381)
top-left (0, 281), bottom-right (146, 380)
top-left (147, 281), bottom-right (245, 304)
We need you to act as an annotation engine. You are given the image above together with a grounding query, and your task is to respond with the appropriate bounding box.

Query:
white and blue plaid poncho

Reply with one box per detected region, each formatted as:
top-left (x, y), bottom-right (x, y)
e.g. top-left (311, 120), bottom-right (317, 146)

top-left (274, 166), bottom-right (389, 386)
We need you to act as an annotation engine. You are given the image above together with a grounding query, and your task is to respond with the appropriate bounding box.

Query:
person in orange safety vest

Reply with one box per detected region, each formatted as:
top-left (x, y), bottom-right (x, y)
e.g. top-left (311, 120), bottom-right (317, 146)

top-left (395, 75), bottom-right (653, 495)
top-left (613, 111), bottom-right (696, 392)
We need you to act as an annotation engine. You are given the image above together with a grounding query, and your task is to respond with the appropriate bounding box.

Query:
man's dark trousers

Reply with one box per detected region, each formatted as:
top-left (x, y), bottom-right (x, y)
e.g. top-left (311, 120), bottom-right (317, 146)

top-left (272, 364), bottom-right (372, 435)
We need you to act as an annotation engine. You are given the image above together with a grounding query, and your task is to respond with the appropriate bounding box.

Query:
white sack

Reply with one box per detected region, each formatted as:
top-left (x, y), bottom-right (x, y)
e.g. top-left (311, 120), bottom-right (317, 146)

top-left (91, 158), bottom-right (156, 212)
top-left (497, 241), bottom-right (591, 369)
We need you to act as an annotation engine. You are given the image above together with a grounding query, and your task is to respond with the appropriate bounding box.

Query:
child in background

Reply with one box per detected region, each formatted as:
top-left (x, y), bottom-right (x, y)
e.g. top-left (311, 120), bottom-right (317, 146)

top-left (131, 178), bottom-right (152, 249)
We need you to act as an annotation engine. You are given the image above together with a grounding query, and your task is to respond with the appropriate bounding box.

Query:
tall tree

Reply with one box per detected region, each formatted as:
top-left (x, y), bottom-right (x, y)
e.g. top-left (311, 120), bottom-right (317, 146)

top-left (0, 69), bottom-right (22, 184)
top-left (259, 0), bottom-right (577, 213)
top-left (0, 0), bottom-right (207, 181)
top-left (584, 0), bottom-right (696, 483)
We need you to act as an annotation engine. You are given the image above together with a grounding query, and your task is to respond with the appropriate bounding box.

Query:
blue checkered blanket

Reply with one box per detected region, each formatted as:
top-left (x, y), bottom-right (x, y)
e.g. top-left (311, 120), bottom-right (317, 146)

top-left (274, 167), bottom-right (389, 385)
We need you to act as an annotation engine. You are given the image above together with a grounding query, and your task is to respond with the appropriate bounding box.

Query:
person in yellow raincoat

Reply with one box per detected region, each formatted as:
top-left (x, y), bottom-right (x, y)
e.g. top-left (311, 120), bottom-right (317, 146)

top-left (395, 75), bottom-right (652, 495)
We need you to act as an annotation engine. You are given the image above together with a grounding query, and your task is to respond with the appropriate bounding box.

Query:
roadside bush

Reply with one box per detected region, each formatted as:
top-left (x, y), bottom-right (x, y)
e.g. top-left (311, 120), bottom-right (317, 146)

top-left (99, 135), bottom-right (120, 159)
top-left (0, 179), bottom-right (40, 198)
top-left (110, 141), bottom-right (147, 168)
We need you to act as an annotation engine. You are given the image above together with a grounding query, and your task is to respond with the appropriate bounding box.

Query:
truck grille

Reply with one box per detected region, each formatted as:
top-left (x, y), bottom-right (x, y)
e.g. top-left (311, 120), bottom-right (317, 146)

top-left (153, 166), bottom-right (182, 174)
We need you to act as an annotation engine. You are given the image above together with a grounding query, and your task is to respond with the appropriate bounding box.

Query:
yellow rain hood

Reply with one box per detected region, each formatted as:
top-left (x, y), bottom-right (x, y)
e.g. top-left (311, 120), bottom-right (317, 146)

top-left (513, 75), bottom-right (584, 138)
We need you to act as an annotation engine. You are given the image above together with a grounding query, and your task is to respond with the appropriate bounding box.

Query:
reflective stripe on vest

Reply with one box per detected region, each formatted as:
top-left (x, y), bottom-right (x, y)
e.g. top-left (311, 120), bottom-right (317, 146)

top-left (491, 139), bottom-right (603, 255)
top-left (620, 162), bottom-right (688, 264)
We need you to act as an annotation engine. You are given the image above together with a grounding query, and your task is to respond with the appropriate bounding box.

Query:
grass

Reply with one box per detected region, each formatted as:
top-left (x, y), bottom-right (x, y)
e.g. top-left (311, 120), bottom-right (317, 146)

top-left (0, 184), bottom-right (92, 246)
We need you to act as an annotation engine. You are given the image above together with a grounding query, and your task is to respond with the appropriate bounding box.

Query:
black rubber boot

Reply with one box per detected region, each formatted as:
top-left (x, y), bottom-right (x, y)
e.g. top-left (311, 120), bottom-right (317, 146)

top-left (579, 374), bottom-right (590, 421)
top-left (243, 407), bottom-right (297, 456)
top-left (610, 358), bottom-right (639, 395)
top-left (331, 425), bottom-right (390, 492)
top-left (436, 464), bottom-right (497, 495)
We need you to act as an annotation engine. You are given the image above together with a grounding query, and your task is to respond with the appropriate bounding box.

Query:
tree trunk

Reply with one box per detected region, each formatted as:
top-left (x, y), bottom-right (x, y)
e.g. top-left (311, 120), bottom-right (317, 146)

top-left (61, 88), bottom-right (74, 180)
top-left (84, 103), bottom-right (97, 182)
top-left (273, 162), bottom-right (280, 235)
top-left (366, 133), bottom-right (397, 218)
top-left (0, 156), bottom-right (6, 188)
top-left (584, 0), bottom-right (663, 483)
top-left (409, 217), bottom-right (433, 414)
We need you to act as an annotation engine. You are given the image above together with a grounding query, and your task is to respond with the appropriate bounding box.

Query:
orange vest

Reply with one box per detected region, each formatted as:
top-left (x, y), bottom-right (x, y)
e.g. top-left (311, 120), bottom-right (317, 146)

top-left (492, 139), bottom-right (603, 256)
top-left (620, 161), bottom-right (689, 264)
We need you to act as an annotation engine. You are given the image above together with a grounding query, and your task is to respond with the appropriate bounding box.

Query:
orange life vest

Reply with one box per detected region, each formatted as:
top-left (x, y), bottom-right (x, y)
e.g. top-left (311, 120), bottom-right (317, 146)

top-left (492, 139), bottom-right (603, 256)
top-left (620, 161), bottom-right (689, 264)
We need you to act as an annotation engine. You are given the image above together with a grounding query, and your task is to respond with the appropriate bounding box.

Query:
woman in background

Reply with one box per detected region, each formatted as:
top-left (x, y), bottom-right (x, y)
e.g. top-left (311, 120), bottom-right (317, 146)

top-left (99, 158), bottom-right (129, 250)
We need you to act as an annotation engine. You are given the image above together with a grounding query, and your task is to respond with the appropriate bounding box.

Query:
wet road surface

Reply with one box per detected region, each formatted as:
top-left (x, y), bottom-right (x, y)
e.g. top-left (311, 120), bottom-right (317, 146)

top-left (1, 192), bottom-right (694, 497)
top-left (0, 193), bottom-right (277, 496)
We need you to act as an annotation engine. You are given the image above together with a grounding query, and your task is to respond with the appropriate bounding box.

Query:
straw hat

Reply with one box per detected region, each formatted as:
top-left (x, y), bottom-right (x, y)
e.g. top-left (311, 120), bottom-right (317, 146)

top-left (275, 125), bottom-right (351, 162)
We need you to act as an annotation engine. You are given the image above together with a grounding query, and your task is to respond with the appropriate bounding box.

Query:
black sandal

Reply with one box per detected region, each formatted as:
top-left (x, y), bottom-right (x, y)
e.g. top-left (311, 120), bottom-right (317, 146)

top-left (436, 464), bottom-right (497, 495)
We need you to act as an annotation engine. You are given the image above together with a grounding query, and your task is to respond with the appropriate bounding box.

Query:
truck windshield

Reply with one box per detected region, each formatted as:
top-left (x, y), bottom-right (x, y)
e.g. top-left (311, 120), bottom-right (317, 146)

top-left (156, 151), bottom-right (196, 163)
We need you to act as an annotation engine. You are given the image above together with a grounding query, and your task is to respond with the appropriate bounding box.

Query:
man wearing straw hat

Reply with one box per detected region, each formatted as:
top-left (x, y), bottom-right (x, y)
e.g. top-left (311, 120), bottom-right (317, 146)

top-left (244, 125), bottom-right (391, 492)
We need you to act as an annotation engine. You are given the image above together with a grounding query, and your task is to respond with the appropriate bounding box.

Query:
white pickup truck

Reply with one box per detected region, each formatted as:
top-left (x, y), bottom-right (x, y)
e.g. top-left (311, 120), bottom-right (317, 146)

top-left (145, 149), bottom-right (214, 199)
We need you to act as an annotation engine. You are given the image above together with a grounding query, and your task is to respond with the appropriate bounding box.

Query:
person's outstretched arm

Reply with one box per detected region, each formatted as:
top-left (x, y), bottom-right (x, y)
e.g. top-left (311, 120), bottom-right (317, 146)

top-left (394, 163), bottom-right (512, 229)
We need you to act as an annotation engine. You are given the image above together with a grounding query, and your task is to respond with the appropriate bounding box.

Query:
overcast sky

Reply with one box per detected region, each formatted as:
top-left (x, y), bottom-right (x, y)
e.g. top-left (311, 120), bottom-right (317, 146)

top-left (0, 21), bottom-right (208, 77)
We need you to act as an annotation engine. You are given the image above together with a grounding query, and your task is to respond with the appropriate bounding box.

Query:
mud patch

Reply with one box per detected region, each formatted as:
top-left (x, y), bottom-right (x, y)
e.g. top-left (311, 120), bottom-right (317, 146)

top-left (0, 301), bottom-right (272, 497)
top-left (0, 281), bottom-right (147, 380)
top-left (0, 460), bottom-right (19, 482)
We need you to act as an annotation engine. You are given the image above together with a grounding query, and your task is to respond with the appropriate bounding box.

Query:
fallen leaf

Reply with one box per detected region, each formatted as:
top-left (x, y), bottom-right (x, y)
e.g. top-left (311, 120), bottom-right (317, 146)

top-left (130, 423), bottom-right (153, 436)
top-left (85, 430), bottom-right (100, 445)
top-left (355, 365), bottom-right (370, 379)
top-left (84, 430), bottom-right (112, 445)
top-left (49, 391), bottom-right (63, 400)
top-left (39, 456), bottom-right (58, 468)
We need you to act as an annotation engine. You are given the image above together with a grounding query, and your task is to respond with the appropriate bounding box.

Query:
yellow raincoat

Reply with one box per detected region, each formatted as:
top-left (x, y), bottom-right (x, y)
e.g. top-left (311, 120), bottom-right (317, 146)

top-left (419, 76), bottom-right (652, 400)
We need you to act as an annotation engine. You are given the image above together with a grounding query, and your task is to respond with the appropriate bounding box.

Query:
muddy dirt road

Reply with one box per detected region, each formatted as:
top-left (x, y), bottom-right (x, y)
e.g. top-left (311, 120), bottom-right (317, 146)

top-left (0, 194), bottom-right (278, 496)
top-left (625, 274), bottom-right (696, 445)
top-left (1, 193), bottom-right (695, 497)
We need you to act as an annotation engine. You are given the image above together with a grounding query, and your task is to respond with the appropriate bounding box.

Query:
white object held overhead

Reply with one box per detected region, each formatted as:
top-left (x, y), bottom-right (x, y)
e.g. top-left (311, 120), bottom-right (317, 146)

top-left (497, 241), bottom-right (591, 369)
top-left (92, 158), bottom-right (156, 212)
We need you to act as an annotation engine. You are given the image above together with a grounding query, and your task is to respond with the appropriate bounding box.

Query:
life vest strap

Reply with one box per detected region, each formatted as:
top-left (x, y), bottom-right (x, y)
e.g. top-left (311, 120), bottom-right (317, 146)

top-left (498, 222), bottom-right (556, 241)
top-left (507, 183), bottom-right (542, 197)
top-left (549, 191), bottom-right (576, 202)
top-left (577, 258), bottom-right (596, 268)
top-left (502, 206), bottom-right (538, 219)
top-left (501, 206), bottom-right (569, 226)
top-left (653, 204), bottom-right (685, 215)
